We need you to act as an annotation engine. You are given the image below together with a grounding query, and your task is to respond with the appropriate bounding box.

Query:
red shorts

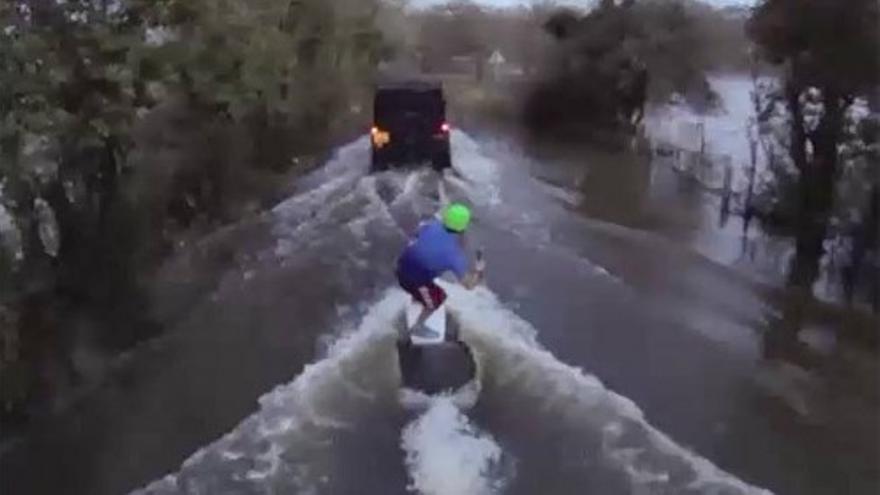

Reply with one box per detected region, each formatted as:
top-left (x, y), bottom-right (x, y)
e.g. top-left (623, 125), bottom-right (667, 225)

top-left (400, 280), bottom-right (447, 310)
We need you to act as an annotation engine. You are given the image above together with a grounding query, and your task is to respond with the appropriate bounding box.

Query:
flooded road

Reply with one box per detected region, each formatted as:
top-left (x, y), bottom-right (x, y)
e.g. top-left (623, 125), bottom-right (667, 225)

top-left (1, 130), bottom-right (877, 495)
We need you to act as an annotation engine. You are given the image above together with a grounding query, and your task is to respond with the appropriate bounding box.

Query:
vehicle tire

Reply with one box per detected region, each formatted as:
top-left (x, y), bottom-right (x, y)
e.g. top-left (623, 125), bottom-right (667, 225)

top-left (432, 149), bottom-right (451, 171)
top-left (371, 148), bottom-right (389, 173)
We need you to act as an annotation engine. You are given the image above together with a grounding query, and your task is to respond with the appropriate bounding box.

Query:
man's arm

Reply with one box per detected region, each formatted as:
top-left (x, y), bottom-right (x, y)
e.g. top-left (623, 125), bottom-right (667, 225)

top-left (461, 270), bottom-right (483, 290)
top-left (460, 250), bottom-right (485, 290)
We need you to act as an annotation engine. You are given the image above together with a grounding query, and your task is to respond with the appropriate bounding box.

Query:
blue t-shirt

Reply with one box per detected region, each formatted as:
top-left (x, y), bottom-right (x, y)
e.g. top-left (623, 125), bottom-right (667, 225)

top-left (397, 220), bottom-right (468, 286)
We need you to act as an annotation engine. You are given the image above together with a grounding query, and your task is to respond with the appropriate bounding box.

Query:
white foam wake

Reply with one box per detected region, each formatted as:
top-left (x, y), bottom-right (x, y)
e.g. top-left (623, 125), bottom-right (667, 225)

top-left (442, 281), bottom-right (773, 495)
top-left (133, 281), bottom-right (772, 495)
top-left (131, 290), bottom-right (409, 494)
top-left (272, 137), bottom-right (371, 220)
top-left (448, 131), bottom-right (502, 207)
top-left (401, 398), bottom-right (508, 495)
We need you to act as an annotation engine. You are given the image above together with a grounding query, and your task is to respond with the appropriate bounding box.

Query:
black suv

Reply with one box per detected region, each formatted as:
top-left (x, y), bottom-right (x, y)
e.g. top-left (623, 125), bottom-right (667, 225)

top-left (371, 81), bottom-right (452, 172)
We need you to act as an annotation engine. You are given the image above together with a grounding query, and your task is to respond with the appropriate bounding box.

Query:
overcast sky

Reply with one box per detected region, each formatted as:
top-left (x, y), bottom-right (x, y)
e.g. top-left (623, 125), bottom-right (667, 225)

top-left (413, 0), bottom-right (755, 8)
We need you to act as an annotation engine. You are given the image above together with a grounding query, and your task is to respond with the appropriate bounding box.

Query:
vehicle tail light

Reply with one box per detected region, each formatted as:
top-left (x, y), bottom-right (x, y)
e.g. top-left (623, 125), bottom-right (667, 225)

top-left (371, 125), bottom-right (390, 148)
top-left (441, 122), bottom-right (451, 133)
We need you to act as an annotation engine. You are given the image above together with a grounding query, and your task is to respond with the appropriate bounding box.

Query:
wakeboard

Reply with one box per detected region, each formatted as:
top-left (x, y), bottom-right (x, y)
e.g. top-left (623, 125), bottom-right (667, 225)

top-left (397, 296), bottom-right (476, 396)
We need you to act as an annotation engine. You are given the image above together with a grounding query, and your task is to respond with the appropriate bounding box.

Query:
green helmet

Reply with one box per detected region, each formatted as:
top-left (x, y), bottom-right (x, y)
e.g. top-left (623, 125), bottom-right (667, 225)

top-left (443, 203), bottom-right (471, 233)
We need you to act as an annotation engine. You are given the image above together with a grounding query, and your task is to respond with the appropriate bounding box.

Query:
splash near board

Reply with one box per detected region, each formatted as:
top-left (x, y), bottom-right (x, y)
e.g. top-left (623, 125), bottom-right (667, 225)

top-left (397, 297), bottom-right (478, 398)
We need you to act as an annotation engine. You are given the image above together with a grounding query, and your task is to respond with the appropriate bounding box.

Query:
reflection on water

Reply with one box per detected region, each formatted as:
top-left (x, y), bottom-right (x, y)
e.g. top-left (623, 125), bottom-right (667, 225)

top-left (753, 285), bottom-right (880, 492)
top-left (578, 149), bottom-right (652, 229)
top-left (761, 290), bottom-right (824, 369)
top-left (491, 128), bottom-right (879, 493)
top-left (527, 129), bottom-right (878, 316)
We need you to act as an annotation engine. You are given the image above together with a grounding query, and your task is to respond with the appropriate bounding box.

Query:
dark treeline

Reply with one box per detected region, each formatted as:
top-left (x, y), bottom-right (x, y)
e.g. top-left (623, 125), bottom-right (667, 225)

top-left (378, 0), bottom-right (747, 133)
top-left (525, 0), bottom-right (750, 138)
top-left (0, 0), bottom-right (385, 428)
top-left (375, 0), bottom-right (553, 81)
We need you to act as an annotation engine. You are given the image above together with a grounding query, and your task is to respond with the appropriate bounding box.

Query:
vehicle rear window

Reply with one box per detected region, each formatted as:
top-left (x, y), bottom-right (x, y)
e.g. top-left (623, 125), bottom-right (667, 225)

top-left (374, 89), bottom-right (444, 122)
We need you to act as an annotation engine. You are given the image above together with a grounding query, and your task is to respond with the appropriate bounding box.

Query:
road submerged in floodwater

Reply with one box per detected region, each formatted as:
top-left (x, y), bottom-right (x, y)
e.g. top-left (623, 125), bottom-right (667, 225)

top-left (2, 129), bottom-right (877, 495)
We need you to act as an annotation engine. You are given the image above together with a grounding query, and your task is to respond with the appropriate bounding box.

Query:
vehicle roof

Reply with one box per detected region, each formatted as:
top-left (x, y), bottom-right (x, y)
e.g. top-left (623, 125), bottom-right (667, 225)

top-left (376, 80), bottom-right (443, 92)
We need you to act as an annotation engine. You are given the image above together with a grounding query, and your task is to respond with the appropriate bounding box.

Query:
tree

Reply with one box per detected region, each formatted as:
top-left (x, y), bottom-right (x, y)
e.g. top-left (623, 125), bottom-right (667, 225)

top-left (523, 0), bottom-right (743, 138)
top-left (0, 0), bottom-right (170, 420)
top-left (524, 0), bottom-right (650, 136)
top-left (0, 0), bottom-right (385, 421)
top-left (747, 0), bottom-right (880, 290)
top-left (1, 0), bottom-right (159, 325)
top-left (416, 1), bottom-right (489, 74)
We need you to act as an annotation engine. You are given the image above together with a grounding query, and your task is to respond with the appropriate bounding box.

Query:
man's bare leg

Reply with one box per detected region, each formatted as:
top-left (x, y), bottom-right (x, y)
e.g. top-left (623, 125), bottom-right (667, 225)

top-left (413, 286), bottom-right (438, 333)
top-left (413, 305), bottom-right (434, 329)
top-left (399, 303), bottom-right (436, 343)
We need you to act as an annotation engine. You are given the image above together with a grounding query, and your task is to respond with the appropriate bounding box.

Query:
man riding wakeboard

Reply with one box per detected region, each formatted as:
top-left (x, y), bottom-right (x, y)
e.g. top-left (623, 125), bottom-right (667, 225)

top-left (396, 203), bottom-right (485, 344)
